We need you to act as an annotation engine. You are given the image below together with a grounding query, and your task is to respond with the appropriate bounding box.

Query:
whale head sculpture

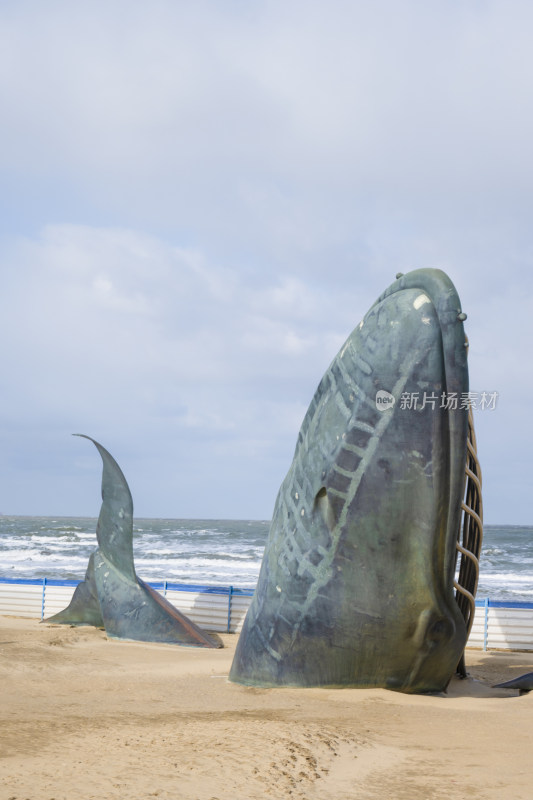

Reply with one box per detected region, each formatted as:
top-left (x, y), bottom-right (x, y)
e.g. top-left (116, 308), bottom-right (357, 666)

top-left (230, 268), bottom-right (481, 692)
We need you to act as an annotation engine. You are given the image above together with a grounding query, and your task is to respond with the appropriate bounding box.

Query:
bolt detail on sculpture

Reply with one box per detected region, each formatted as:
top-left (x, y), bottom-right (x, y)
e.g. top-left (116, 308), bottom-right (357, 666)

top-left (45, 435), bottom-right (222, 648)
top-left (230, 268), bottom-right (482, 692)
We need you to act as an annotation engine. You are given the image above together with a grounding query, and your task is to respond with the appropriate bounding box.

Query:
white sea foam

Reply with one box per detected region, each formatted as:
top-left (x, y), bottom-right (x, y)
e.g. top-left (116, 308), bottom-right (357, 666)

top-left (1, 518), bottom-right (532, 597)
top-left (479, 572), bottom-right (533, 583)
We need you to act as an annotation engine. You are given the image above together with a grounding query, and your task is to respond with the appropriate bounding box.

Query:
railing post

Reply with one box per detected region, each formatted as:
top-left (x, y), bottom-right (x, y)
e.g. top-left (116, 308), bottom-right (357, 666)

top-left (483, 597), bottom-right (489, 651)
top-left (227, 585), bottom-right (234, 633)
top-left (41, 577), bottom-right (47, 620)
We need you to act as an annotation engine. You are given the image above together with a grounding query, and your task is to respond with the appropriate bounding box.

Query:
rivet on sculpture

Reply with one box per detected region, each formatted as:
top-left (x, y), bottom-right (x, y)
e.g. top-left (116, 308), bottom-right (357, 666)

top-left (230, 268), bottom-right (483, 692)
top-left (45, 435), bottom-right (222, 648)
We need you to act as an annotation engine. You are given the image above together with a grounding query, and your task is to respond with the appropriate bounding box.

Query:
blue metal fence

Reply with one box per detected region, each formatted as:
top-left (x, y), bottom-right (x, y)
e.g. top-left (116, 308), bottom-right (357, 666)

top-left (0, 576), bottom-right (255, 633)
top-left (2, 577), bottom-right (533, 648)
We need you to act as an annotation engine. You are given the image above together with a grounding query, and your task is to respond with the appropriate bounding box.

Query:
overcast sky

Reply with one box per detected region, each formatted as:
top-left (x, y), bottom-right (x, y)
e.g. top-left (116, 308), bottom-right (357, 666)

top-left (0, 1), bottom-right (531, 523)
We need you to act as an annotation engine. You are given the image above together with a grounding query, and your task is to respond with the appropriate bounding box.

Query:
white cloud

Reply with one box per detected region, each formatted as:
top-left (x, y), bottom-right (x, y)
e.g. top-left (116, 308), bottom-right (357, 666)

top-left (0, 223), bottom-right (355, 516)
top-left (3, 2), bottom-right (533, 215)
top-left (0, 2), bottom-right (532, 521)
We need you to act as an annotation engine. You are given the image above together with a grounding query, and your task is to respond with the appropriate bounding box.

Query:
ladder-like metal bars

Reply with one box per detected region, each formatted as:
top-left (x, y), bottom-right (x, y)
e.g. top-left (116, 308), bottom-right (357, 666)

top-left (454, 406), bottom-right (483, 639)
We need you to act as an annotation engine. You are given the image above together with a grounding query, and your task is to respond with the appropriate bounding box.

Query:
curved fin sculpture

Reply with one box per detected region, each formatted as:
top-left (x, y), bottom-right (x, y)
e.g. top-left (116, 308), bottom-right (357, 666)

top-left (46, 435), bottom-right (222, 648)
top-left (230, 268), bottom-right (480, 692)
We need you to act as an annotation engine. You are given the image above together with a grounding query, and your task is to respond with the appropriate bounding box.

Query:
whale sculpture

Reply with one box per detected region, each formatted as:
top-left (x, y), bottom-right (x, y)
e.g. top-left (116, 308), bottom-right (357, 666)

top-left (46, 435), bottom-right (221, 648)
top-left (230, 268), bottom-right (481, 692)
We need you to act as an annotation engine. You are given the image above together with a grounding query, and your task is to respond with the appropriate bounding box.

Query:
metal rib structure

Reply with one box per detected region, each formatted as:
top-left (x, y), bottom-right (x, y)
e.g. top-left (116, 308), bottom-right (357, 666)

top-left (454, 407), bottom-right (483, 641)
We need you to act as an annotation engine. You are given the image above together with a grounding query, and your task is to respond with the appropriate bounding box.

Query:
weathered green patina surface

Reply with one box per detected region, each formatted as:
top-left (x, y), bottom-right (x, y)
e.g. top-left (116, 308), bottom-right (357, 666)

top-left (46, 436), bottom-right (222, 648)
top-left (230, 269), bottom-right (469, 692)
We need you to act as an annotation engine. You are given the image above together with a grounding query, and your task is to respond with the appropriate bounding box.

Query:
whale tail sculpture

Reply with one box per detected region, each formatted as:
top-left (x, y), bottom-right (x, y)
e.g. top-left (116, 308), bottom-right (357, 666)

top-left (45, 435), bottom-right (222, 648)
top-left (230, 268), bottom-right (483, 692)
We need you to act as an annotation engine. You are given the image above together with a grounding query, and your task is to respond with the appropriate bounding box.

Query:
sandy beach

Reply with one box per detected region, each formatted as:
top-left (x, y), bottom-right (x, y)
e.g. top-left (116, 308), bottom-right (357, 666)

top-left (0, 617), bottom-right (532, 800)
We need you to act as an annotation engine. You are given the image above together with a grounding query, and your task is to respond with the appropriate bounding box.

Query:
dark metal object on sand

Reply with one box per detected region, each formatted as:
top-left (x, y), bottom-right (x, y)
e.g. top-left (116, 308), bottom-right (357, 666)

top-left (493, 672), bottom-right (533, 695)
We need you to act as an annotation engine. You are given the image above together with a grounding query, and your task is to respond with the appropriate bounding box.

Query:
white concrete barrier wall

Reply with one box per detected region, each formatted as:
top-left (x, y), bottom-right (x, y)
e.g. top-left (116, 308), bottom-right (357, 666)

top-left (41, 585), bottom-right (77, 618)
top-left (0, 582), bottom-right (44, 618)
top-left (486, 607), bottom-right (533, 651)
top-left (1, 579), bottom-right (533, 650)
top-left (467, 616), bottom-right (486, 649)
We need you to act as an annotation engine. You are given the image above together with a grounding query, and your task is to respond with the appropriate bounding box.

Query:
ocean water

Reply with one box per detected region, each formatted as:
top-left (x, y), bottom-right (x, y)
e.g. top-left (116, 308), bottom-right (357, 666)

top-left (0, 517), bottom-right (531, 602)
top-left (0, 517), bottom-right (268, 589)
